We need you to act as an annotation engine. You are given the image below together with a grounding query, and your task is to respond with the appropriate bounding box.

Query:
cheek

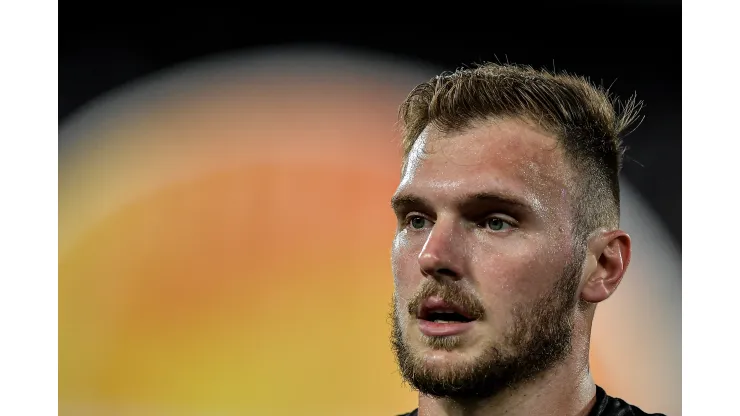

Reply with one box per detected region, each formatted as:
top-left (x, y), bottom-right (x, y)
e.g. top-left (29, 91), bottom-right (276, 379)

top-left (473, 236), bottom-right (567, 302)
top-left (391, 233), bottom-right (422, 293)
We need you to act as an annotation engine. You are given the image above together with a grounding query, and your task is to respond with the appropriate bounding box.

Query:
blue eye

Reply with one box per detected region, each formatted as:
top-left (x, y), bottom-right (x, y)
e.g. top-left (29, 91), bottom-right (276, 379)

top-left (486, 217), bottom-right (512, 231)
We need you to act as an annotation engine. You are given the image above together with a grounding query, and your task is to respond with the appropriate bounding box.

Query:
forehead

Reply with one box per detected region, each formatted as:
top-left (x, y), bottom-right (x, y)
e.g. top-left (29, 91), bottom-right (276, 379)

top-left (397, 119), bottom-right (573, 206)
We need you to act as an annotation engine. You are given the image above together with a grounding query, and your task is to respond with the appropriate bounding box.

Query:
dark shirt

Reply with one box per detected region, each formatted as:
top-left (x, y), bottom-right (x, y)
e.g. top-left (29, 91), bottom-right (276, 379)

top-left (396, 385), bottom-right (666, 415)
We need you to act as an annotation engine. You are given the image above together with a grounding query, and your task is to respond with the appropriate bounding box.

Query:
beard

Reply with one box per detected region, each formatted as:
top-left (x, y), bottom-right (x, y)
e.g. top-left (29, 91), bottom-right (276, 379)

top-left (390, 259), bottom-right (583, 400)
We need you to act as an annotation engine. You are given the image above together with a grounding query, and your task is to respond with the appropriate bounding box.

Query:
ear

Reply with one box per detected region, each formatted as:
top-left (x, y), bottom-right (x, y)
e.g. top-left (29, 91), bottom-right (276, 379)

top-left (580, 230), bottom-right (632, 303)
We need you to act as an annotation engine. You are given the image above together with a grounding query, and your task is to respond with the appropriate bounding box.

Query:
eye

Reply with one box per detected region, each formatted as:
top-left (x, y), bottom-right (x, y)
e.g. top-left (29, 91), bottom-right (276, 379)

top-left (408, 215), bottom-right (430, 230)
top-left (483, 217), bottom-right (514, 231)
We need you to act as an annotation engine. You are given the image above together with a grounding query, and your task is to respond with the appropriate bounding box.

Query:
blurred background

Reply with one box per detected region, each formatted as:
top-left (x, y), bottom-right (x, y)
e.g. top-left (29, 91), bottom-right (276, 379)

top-left (59, 4), bottom-right (681, 416)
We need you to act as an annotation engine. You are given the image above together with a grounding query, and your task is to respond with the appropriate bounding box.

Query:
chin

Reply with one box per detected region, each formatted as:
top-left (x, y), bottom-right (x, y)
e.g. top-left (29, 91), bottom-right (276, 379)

top-left (415, 336), bottom-right (482, 363)
top-left (421, 349), bottom-right (470, 369)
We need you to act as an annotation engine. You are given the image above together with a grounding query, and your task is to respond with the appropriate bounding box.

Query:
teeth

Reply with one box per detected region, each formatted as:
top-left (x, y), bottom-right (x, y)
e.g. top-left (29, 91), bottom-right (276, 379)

top-left (431, 309), bottom-right (456, 314)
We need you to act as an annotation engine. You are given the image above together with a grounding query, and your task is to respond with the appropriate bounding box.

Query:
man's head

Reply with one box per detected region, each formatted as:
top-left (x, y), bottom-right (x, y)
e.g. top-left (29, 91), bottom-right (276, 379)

top-left (389, 63), bottom-right (641, 399)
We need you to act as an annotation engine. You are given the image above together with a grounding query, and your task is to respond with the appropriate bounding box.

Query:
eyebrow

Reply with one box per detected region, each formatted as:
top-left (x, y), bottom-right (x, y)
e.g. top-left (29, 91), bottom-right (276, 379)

top-left (390, 191), bottom-right (533, 214)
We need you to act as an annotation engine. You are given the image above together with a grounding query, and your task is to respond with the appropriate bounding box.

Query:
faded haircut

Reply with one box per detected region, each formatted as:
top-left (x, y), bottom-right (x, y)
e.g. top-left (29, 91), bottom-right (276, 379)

top-left (397, 62), bottom-right (643, 241)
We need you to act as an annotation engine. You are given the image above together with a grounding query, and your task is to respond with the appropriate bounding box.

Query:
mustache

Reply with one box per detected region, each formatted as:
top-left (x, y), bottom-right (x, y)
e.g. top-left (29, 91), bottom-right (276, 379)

top-left (406, 281), bottom-right (486, 320)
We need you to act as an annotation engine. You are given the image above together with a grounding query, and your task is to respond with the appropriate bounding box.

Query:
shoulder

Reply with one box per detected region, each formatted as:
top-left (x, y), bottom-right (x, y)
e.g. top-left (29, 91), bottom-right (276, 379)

top-left (593, 386), bottom-right (667, 416)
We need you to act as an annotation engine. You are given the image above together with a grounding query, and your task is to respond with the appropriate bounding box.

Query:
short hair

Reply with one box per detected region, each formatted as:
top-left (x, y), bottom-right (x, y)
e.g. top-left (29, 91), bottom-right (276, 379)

top-left (397, 62), bottom-right (643, 241)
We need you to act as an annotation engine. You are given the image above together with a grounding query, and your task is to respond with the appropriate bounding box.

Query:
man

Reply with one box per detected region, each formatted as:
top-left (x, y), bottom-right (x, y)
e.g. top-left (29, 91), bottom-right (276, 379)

top-left (389, 63), bottom-right (665, 416)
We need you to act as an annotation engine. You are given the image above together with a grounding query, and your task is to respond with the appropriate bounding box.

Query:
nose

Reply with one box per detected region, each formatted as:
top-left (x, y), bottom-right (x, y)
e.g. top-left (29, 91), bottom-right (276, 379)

top-left (417, 219), bottom-right (464, 281)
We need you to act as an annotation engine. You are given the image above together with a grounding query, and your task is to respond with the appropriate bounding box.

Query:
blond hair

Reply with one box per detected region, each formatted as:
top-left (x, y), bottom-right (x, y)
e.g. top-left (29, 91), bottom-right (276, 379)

top-left (398, 63), bottom-right (643, 239)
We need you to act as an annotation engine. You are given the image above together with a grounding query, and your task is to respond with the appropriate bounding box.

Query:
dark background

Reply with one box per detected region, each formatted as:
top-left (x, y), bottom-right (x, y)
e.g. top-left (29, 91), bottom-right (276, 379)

top-left (59, 4), bottom-right (681, 248)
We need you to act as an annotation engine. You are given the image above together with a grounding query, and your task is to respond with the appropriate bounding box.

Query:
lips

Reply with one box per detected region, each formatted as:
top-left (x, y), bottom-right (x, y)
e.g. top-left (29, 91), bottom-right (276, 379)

top-left (417, 296), bottom-right (477, 323)
top-left (414, 295), bottom-right (481, 337)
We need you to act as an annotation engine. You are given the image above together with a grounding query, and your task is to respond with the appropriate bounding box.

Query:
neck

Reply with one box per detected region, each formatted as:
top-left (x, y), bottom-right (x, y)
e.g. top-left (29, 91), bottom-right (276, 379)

top-left (417, 350), bottom-right (596, 416)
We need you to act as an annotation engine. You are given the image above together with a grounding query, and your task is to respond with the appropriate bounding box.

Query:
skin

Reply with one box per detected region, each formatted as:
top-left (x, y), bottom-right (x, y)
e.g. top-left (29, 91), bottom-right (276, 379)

top-left (390, 118), bottom-right (631, 416)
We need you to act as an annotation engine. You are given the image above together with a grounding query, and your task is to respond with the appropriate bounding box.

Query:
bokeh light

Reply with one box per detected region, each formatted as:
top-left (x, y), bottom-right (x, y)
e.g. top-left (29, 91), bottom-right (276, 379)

top-left (59, 47), bottom-right (681, 415)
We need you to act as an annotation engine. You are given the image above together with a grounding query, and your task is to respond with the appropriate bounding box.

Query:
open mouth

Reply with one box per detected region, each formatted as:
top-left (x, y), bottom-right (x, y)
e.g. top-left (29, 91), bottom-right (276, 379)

top-left (420, 310), bottom-right (475, 323)
top-left (416, 297), bottom-right (479, 337)
top-left (417, 296), bottom-right (478, 323)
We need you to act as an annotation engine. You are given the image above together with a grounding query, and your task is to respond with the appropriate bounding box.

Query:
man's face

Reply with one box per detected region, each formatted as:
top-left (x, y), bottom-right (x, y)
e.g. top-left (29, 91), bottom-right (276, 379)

top-left (390, 118), bottom-right (585, 398)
